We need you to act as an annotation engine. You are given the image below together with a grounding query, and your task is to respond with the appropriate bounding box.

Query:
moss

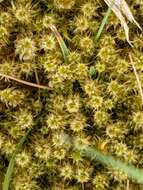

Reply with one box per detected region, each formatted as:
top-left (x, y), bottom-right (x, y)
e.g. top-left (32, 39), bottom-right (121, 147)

top-left (0, 0), bottom-right (143, 189)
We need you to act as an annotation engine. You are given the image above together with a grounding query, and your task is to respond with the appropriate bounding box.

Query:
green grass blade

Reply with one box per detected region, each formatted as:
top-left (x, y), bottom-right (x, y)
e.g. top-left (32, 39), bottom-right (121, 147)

top-left (81, 147), bottom-right (143, 184)
top-left (2, 128), bottom-right (32, 190)
top-left (50, 25), bottom-right (70, 61)
top-left (95, 0), bottom-right (115, 41)
top-left (2, 153), bottom-right (16, 190)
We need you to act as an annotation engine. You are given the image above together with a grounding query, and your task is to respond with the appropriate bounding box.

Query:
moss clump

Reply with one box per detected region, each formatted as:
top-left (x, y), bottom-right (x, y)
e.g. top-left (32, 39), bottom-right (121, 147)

top-left (0, 0), bottom-right (143, 190)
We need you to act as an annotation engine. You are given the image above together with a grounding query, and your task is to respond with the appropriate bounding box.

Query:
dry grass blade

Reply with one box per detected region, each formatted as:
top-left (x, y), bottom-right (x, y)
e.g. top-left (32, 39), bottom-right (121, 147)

top-left (50, 25), bottom-right (70, 61)
top-left (129, 54), bottom-right (143, 105)
top-left (104, 0), bottom-right (142, 45)
top-left (0, 73), bottom-right (50, 90)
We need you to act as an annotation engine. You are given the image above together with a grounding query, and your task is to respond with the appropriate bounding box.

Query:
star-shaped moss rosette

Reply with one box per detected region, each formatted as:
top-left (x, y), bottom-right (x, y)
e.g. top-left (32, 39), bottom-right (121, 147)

top-left (1, 1), bottom-right (143, 190)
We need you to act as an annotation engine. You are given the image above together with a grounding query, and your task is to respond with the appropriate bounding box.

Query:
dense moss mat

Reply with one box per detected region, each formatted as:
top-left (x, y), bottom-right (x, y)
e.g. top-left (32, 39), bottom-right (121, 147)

top-left (1, 0), bottom-right (143, 189)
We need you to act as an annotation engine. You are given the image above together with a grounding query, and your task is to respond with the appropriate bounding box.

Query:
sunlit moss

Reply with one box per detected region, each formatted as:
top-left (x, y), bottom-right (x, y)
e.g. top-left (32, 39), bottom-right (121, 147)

top-left (0, 0), bottom-right (143, 189)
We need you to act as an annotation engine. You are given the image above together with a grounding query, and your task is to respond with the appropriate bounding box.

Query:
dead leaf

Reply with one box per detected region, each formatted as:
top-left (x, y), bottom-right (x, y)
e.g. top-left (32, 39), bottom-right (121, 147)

top-left (104, 0), bottom-right (142, 45)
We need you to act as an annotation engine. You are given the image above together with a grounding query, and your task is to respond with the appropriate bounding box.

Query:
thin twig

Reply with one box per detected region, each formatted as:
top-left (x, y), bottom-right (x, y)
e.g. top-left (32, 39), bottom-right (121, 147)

top-left (34, 68), bottom-right (41, 97)
top-left (129, 54), bottom-right (143, 105)
top-left (34, 69), bottom-right (40, 85)
top-left (0, 73), bottom-right (50, 90)
top-left (126, 179), bottom-right (130, 190)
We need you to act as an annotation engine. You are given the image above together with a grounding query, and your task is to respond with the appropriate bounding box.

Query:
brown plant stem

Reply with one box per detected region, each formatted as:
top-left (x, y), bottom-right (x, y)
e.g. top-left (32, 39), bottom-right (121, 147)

top-left (129, 54), bottom-right (143, 105)
top-left (0, 73), bottom-right (50, 90)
